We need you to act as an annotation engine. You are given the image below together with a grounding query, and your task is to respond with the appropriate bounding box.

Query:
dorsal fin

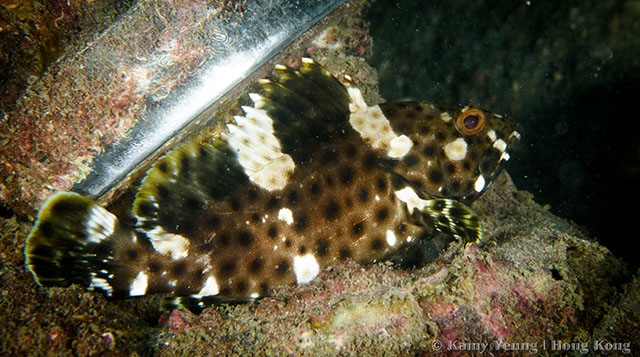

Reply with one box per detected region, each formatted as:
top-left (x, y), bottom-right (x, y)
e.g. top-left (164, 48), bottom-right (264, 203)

top-left (133, 141), bottom-right (248, 240)
top-left (130, 59), bottom-right (355, 256)
top-left (254, 57), bottom-right (352, 161)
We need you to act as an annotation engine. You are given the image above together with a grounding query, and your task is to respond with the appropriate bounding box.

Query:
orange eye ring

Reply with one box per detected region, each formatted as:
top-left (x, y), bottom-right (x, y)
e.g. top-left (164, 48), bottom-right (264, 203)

top-left (456, 108), bottom-right (485, 136)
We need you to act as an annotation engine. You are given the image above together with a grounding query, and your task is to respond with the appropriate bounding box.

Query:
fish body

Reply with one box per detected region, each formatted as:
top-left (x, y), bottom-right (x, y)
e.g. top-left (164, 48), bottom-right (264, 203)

top-left (26, 58), bottom-right (520, 312)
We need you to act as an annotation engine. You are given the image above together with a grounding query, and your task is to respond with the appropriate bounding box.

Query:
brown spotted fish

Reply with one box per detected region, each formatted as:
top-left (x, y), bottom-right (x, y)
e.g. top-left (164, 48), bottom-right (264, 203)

top-left (25, 58), bottom-right (521, 312)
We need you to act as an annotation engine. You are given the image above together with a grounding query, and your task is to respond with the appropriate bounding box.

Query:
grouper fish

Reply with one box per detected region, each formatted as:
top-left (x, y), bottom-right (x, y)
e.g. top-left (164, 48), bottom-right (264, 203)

top-left (25, 58), bottom-right (521, 312)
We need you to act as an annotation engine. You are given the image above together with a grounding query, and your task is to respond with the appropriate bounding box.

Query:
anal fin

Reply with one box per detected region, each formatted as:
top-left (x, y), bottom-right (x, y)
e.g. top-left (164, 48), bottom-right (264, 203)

top-left (162, 295), bottom-right (256, 314)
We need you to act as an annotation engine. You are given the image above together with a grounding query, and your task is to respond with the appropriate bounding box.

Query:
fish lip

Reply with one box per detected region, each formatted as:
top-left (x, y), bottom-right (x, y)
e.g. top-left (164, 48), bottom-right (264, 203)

top-left (470, 122), bottom-right (521, 198)
top-left (508, 123), bottom-right (523, 146)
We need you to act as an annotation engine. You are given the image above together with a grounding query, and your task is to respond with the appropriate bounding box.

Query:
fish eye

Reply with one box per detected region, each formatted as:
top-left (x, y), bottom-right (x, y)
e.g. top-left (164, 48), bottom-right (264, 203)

top-left (456, 108), bottom-right (485, 136)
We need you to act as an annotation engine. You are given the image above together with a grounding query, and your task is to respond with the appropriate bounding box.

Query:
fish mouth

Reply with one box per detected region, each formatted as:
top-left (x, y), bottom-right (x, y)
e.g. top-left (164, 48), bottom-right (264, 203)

top-left (486, 125), bottom-right (521, 171)
top-left (461, 124), bottom-right (521, 203)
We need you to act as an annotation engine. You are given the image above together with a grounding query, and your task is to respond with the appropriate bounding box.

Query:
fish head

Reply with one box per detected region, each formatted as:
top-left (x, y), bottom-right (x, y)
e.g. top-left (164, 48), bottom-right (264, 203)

top-left (381, 102), bottom-right (521, 203)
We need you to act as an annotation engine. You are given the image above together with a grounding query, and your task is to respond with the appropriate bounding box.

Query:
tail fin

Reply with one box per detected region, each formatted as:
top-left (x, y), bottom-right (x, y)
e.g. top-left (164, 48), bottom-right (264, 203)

top-left (25, 192), bottom-right (118, 295)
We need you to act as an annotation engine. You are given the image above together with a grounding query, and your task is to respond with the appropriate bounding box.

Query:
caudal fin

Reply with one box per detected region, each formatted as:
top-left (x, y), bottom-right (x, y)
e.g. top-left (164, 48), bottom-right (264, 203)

top-left (25, 192), bottom-right (119, 295)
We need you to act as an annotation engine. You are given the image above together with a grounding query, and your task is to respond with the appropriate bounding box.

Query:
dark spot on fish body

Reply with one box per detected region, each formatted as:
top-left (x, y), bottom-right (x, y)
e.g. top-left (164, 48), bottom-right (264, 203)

top-left (149, 260), bottom-right (163, 274)
top-left (325, 175), bottom-right (335, 187)
top-left (229, 198), bottom-right (242, 211)
top-left (324, 200), bottom-right (340, 221)
top-left (137, 201), bottom-right (155, 217)
top-left (172, 261), bottom-right (187, 276)
top-left (358, 187), bottom-right (370, 203)
top-left (392, 175), bottom-right (405, 190)
top-left (266, 196), bottom-right (280, 210)
top-left (218, 233), bottom-right (231, 247)
top-left (299, 246), bottom-right (307, 254)
top-left (237, 231), bottom-right (253, 246)
top-left (450, 180), bottom-right (461, 192)
top-left (371, 237), bottom-right (385, 251)
top-left (198, 145), bottom-right (208, 158)
top-left (158, 162), bottom-right (169, 174)
top-left (249, 258), bottom-right (263, 274)
top-left (376, 206), bottom-right (390, 222)
top-left (339, 166), bottom-right (355, 185)
top-left (275, 259), bottom-right (290, 276)
top-left (423, 145), bottom-right (436, 157)
top-left (316, 239), bottom-right (329, 256)
top-left (236, 280), bottom-right (248, 294)
top-left (310, 181), bottom-right (321, 195)
top-left (219, 261), bottom-right (236, 278)
top-left (352, 221), bottom-right (365, 237)
top-left (206, 182), bottom-right (225, 201)
top-left (376, 177), bottom-right (388, 193)
top-left (125, 248), bottom-right (138, 260)
top-left (294, 213), bottom-right (309, 233)
top-left (339, 247), bottom-right (352, 260)
top-left (410, 179), bottom-right (424, 190)
top-left (345, 144), bottom-right (357, 158)
top-left (180, 155), bottom-right (190, 178)
top-left (259, 282), bottom-right (270, 296)
top-left (403, 154), bottom-right (419, 168)
top-left (345, 197), bottom-right (353, 208)
top-left (206, 215), bottom-right (220, 228)
top-left (363, 152), bottom-right (378, 171)
top-left (268, 225), bottom-right (278, 239)
top-left (247, 189), bottom-right (259, 201)
top-left (288, 190), bottom-right (299, 205)
top-left (428, 169), bottom-right (443, 184)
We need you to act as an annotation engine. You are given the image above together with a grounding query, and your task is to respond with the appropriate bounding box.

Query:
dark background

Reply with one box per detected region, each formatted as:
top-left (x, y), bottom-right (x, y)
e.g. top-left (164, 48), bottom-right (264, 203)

top-left (365, 0), bottom-right (640, 268)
